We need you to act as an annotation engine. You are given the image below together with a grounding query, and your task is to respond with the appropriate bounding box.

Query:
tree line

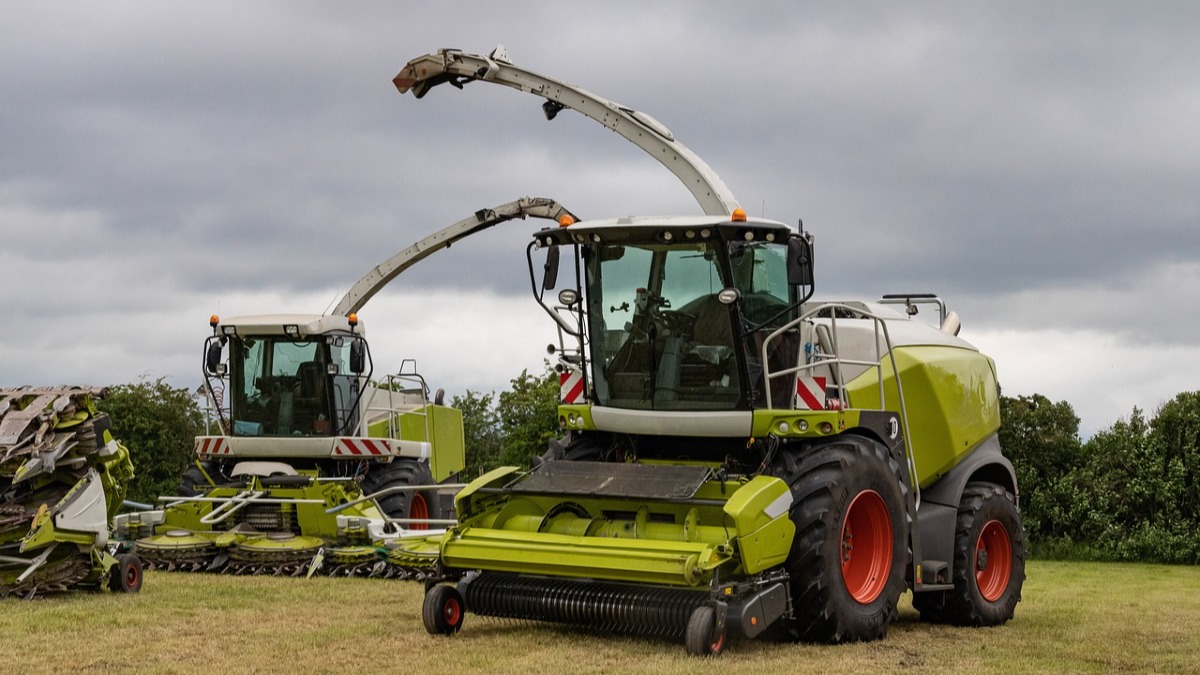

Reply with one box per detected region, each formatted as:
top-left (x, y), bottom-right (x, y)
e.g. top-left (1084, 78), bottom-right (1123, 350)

top-left (99, 373), bottom-right (1199, 564)
top-left (1001, 392), bottom-right (1200, 564)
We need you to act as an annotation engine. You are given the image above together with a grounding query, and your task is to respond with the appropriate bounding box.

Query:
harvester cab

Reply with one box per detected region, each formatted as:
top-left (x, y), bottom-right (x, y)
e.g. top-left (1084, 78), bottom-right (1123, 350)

top-left (204, 313), bottom-right (370, 441)
top-left (400, 48), bottom-right (1025, 655)
top-left (532, 212), bottom-right (814, 425)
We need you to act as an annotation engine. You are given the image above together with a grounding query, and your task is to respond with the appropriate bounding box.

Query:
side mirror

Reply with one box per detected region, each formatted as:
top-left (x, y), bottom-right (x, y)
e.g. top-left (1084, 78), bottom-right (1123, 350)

top-left (542, 246), bottom-right (560, 291)
top-left (787, 236), bottom-right (814, 286)
top-left (205, 340), bottom-right (225, 376)
top-left (350, 339), bottom-right (366, 374)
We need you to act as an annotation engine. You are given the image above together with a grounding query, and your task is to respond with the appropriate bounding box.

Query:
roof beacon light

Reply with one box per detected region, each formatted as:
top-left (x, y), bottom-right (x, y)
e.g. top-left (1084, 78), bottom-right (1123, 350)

top-left (558, 215), bottom-right (575, 227)
top-left (731, 208), bottom-right (747, 222)
top-left (348, 313), bottom-right (359, 329)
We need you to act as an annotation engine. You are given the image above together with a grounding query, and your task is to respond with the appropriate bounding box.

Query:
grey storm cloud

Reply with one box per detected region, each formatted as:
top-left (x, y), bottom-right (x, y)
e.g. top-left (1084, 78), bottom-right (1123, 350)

top-left (2, 1), bottom-right (1198, 433)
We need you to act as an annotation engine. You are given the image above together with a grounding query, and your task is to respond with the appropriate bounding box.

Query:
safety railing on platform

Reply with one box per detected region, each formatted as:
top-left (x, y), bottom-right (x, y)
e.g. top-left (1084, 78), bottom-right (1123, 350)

top-left (759, 302), bottom-right (920, 507)
top-left (362, 359), bottom-right (436, 442)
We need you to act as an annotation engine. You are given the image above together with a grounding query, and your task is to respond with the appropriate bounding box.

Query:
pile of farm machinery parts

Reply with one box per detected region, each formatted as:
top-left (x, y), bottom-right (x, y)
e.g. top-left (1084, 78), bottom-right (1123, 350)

top-left (116, 198), bottom-right (577, 579)
top-left (1, 386), bottom-right (142, 598)
top-left (397, 48), bottom-right (1027, 656)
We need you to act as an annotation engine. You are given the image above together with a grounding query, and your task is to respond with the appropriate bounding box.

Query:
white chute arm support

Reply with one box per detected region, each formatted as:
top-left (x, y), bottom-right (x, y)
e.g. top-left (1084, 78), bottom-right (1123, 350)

top-left (394, 47), bottom-right (740, 218)
top-left (331, 197), bottom-right (576, 317)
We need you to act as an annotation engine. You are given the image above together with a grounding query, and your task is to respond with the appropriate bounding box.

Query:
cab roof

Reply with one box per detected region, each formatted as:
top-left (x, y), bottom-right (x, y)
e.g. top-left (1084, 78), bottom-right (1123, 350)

top-left (534, 214), bottom-right (794, 247)
top-left (217, 313), bottom-right (365, 338)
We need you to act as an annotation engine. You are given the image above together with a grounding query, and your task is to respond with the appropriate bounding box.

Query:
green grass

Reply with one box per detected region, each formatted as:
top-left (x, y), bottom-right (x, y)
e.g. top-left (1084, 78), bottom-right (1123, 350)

top-left (3, 561), bottom-right (1198, 674)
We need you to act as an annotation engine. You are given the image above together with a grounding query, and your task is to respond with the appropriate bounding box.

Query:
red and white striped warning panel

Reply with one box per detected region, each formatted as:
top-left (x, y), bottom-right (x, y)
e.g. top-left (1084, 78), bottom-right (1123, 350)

top-left (333, 438), bottom-right (392, 457)
top-left (560, 370), bottom-right (584, 404)
top-left (795, 376), bottom-right (827, 410)
top-left (195, 436), bottom-right (231, 457)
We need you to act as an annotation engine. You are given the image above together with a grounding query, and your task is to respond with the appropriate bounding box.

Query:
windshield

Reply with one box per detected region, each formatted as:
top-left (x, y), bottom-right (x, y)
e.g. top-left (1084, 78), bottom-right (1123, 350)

top-left (586, 241), bottom-right (742, 410)
top-left (583, 238), bottom-right (795, 411)
top-left (729, 240), bottom-right (797, 407)
top-left (229, 335), bottom-right (360, 436)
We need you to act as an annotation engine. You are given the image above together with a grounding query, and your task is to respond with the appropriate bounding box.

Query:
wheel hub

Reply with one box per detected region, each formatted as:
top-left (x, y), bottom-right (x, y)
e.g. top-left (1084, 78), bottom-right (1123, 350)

top-left (974, 519), bottom-right (1013, 603)
top-left (839, 489), bottom-right (893, 604)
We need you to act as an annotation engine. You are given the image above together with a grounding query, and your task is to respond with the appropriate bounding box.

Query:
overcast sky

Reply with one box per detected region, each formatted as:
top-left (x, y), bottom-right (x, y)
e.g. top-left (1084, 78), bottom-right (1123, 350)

top-left (3, 2), bottom-right (1197, 437)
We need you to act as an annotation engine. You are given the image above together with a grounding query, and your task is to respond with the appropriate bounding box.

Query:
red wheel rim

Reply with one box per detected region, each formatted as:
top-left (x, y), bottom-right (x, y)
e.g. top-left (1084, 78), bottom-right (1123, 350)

top-left (124, 564), bottom-right (140, 589)
top-left (975, 519), bottom-right (1013, 602)
top-left (410, 493), bottom-right (429, 531)
top-left (443, 596), bottom-right (462, 626)
top-left (840, 489), bottom-right (893, 604)
top-left (710, 630), bottom-right (725, 654)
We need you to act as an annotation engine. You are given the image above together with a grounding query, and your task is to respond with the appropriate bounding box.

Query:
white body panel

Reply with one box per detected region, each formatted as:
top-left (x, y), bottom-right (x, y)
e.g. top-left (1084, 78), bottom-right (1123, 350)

top-left (590, 408), bottom-right (753, 437)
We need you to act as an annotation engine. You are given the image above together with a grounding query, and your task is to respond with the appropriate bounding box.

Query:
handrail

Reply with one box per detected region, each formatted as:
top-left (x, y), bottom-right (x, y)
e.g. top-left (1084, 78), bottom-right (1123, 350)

top-left (760, 303), bottom-right (920, 507)
top-left (325, 482), bottom-right (468, 515)
top-left (197, 490), bottom-right (264, 525)
top-left (361, 370), bottom-right (438, 442)
top-left (156, 491), bottom-right (325, 525)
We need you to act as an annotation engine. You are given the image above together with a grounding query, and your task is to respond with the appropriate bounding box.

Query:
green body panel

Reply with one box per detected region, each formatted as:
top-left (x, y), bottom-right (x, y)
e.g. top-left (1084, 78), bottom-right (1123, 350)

top-left (442, 468), bottom-right (793, 586)
top-left (845, 345), bottom-right (1000, 486)
top-left (724, 475), bottom-right (796, 574)
top-left (751, 409), bottom-right (863, 438)
top-left (366, 404), bottom-right (465, 481)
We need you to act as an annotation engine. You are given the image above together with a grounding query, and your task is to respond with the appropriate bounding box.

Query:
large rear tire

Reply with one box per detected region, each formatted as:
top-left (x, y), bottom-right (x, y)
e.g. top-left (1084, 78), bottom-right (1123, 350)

top-left (772, 435), bottom-right (909, 643)
top-left (361, 459), bottom-right (442, 529)
top-left (912, 482), bottom-right (1025, 625)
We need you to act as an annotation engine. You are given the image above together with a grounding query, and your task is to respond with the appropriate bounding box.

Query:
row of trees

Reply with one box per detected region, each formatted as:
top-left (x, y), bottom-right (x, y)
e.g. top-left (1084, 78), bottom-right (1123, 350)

top-left (1001, 392), bottom-right (1200, 564)
top-left (99, 372), bottom-right (1200, 564)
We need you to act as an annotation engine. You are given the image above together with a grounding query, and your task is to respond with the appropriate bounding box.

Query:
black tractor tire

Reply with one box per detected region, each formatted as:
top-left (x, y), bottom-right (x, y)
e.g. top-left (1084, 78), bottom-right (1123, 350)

top-left (108, 553), bottom-right (143, 593)
top-left (537, 431), bottom-right (617, 465)
top-left (770, 435), bottom-right (909, 643)
top-left (177, 461), bottom-right (218, 498)
top-left (912, 481), bottom-right (1026, 626)
top-left (423, 583), bottom-right (465, 635)
top-left (684, 605), bottom-right (726, 657)
top-left (361, 459), bottom-right (443, 529)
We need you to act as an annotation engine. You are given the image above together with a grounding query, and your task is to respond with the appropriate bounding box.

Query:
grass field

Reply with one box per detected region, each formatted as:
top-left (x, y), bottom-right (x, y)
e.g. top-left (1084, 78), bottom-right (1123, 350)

top-left (3, 560), bottom-right (1198, 674)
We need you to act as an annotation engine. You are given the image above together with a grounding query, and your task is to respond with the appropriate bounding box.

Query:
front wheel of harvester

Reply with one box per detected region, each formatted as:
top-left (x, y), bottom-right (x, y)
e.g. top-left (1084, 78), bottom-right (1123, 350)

top-left (912, 482), bottom-right (1025, 626)
top-left (423, 584), bottom-right (465, 635)
top-left (361, 459), bottom-right (442, 529)
top-left (772, 435), bottom-right (909, 643)
top-left (108, 554), bottom-right (143, 593)
top-left (684, 605), bottom-right (726, 656)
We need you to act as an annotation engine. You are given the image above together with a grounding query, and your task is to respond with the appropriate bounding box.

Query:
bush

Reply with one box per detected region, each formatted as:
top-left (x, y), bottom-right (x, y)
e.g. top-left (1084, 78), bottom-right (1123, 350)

top-left (98, 377), bottom-right (204, 504)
